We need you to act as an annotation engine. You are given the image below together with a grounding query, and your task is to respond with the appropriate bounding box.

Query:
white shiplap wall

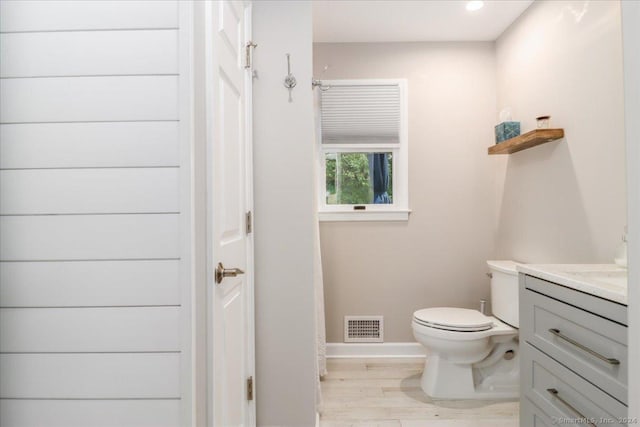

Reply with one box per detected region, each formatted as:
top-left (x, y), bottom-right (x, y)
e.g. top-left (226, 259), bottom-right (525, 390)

top-left (0, 1), bottom-right (188, 425)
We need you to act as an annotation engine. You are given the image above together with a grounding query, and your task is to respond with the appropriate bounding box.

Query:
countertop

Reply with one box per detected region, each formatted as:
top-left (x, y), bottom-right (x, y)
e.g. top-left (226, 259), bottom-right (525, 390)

top-left (516, 264), bottom-right (628, 305)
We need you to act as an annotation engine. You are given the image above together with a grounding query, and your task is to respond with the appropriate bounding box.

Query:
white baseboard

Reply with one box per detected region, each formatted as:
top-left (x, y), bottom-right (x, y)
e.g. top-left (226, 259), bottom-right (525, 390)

top-left (326, 342), bottom-right (427, 358)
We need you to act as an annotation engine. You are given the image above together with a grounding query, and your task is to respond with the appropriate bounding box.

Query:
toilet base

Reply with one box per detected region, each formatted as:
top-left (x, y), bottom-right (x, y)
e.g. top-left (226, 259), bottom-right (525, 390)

top-left (420, 340), bottom-right (519, 400)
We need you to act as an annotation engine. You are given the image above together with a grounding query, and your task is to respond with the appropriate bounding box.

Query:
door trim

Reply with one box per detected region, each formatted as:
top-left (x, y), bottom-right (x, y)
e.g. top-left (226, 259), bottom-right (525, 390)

top-left (178, 1), bottom-right (195, 426)
top-left (243, 2), bottom-right (256, 425)
top-left (622, 0), bottom-right (640, 418)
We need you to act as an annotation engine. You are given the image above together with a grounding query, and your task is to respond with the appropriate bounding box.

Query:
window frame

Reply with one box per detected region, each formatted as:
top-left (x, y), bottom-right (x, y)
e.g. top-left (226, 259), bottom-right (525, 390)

top-left (317, 79), bottom-right (410, 222)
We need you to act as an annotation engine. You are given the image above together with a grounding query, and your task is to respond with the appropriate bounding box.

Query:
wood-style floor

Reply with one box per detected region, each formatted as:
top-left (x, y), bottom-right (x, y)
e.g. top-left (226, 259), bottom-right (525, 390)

top-left (319, 358), bottom-right (519, 427)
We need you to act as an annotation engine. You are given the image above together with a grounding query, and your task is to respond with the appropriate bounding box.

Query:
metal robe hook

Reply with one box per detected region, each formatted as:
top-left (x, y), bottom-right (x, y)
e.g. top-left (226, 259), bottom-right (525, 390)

top-left (284, 53), bottom-right (297, 102)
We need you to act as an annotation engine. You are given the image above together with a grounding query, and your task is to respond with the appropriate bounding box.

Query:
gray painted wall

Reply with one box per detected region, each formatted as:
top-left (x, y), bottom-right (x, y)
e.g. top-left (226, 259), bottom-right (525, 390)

top-left (494, 0), bottom-right (626, 263)
top-left (253, 2), bottom-right (317, 426)
top-left (314, 42), bottom-right (498, 343)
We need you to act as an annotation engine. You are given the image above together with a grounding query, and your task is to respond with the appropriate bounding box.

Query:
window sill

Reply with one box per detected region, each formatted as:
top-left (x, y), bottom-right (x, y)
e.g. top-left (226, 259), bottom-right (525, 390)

top-left (318, 209), bottom-right (411, 222)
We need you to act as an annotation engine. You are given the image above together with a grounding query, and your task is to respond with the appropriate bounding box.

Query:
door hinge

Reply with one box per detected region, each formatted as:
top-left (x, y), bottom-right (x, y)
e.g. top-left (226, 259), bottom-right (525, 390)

top-left (245, 211), bottom-right (252, 234)
top-left (245, 41), bottom-right (257, 69)
top-left (247, 376), bottom-right (253, 401)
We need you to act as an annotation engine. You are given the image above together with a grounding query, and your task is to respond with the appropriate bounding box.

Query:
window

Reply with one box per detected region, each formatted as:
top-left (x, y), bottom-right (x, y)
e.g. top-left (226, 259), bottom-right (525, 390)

top-left (317, 79), bottom-right (409, 221)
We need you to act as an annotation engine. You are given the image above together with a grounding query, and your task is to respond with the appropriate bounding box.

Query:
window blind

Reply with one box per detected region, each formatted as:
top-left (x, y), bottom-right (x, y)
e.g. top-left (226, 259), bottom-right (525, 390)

top-left (320, 83), bottom-right (401, 145)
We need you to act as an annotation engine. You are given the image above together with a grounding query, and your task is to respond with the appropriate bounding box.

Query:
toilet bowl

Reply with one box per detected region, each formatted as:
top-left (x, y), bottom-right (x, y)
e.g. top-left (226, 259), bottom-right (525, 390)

top-left (412, 260), bottom-right (521, 399)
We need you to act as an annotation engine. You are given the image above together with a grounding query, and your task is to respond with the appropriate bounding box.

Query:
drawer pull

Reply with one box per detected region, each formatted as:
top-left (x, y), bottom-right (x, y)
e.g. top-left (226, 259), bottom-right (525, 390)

top-left (547, 388), bottom-right (596, 427)
top-left (548, 328), bottom-right (620, 365)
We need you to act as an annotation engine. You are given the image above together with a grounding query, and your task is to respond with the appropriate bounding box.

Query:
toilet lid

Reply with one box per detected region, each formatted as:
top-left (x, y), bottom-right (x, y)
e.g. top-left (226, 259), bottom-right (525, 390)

top-left (413, 308), bottom-right (494, 332)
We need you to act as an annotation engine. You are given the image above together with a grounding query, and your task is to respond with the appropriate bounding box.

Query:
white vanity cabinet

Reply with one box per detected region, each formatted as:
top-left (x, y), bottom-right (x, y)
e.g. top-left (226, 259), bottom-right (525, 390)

top-left (520, 273), bottom-right (629, 426)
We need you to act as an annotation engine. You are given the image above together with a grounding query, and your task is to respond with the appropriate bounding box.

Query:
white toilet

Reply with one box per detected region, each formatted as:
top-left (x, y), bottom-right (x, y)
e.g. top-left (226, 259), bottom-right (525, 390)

top-left (412, 260), bottom-right (520, 400)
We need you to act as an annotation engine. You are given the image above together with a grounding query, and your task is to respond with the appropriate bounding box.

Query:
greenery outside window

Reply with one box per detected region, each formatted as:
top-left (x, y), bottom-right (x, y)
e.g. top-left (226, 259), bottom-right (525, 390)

top-left (325, 152), bottom-right (393, 205)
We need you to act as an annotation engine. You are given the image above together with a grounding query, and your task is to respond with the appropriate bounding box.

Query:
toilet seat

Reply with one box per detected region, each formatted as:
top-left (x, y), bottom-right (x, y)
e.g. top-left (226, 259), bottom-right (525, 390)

top-left (413, 308), bottom-right (494, 332)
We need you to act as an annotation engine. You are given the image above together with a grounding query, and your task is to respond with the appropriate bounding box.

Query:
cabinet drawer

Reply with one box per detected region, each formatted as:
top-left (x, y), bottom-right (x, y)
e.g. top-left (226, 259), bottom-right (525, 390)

top-left (523, 274), bottom-right (627, 325)
top-left (520, 397), bottom-right (556, 427)
top-left (522, 343), bottom-right (627, 426)
top-left (521, 288), bottom-right (627, 403)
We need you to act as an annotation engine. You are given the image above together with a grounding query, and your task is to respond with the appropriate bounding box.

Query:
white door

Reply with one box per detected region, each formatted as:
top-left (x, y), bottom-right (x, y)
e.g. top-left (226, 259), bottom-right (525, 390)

top-left (205, 1), bottom-right (254, 426)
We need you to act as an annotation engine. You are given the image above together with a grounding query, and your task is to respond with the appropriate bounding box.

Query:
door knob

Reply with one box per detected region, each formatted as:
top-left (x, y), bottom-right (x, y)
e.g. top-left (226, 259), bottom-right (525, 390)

top-left (215, 262), bottom-right (245, 284)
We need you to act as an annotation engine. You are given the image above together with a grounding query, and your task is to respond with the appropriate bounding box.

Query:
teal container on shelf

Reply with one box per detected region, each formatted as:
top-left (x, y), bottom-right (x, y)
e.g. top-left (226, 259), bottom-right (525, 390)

top-left (495, 121), bottom-right (520, 143)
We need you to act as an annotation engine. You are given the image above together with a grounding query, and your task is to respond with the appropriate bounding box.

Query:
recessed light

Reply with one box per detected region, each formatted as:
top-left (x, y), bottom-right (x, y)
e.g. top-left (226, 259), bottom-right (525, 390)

top-left (466, 1), bottom-right (484, 12)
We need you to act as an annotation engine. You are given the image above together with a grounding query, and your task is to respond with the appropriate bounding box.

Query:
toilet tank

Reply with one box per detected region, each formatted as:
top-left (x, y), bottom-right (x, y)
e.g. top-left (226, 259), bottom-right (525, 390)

top-left (487, 260), bottom-right (521, 328)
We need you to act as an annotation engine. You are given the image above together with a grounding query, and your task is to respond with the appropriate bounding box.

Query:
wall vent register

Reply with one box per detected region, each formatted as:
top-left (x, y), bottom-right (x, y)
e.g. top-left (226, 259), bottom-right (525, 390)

top-left (344, 315), bottom-right (384, 343)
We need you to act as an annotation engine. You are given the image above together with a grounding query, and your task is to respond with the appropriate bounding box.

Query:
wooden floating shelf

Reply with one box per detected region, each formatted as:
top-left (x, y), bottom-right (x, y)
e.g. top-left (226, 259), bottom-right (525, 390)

top-left (488, 128), bottom-right (565, 155)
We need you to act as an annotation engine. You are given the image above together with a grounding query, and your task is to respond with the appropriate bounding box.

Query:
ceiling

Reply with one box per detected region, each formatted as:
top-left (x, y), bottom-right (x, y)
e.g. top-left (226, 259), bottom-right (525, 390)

top-left (313, 0), bottom-right (534, 43)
